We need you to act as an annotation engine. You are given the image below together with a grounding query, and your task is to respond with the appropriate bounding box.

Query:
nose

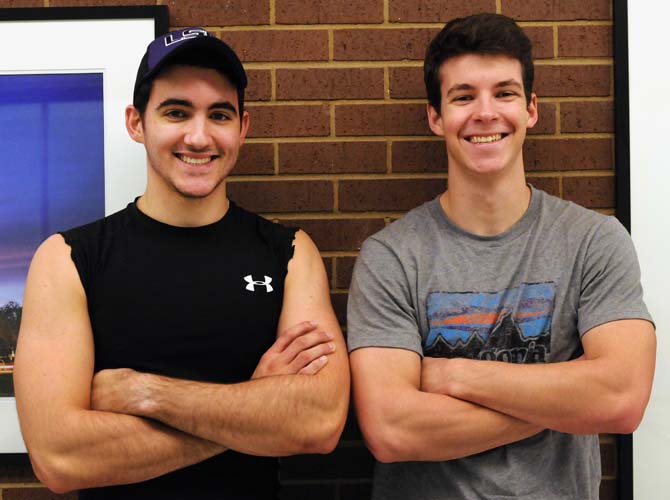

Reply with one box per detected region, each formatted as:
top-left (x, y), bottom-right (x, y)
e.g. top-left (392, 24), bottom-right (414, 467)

top-left (473, 95), bottom-right (498, 122)
top-left (183, 116), bottom-right (212, 150)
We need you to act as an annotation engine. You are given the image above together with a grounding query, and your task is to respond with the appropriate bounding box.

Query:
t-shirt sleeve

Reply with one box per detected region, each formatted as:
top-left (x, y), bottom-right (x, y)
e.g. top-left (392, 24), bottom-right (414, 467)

top-left (577, 216), bottom-right (654, 336)
top-left (346, 237), bottom-right (423, 356)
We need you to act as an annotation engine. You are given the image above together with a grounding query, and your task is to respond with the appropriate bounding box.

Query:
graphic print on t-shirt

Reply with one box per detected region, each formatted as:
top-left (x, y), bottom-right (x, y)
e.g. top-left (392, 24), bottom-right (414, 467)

top-left (425, 282), bottom-right (555, 363)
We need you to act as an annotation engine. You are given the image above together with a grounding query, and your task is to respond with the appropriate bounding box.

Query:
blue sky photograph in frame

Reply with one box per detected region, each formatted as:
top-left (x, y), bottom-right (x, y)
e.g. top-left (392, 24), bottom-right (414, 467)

top-left (0, 73), bottom-right (105, 396)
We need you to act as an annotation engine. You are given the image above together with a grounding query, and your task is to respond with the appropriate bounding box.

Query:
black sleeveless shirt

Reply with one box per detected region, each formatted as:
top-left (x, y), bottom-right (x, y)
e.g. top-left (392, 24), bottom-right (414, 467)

top-left (60, 200), bottom-right (297, 499)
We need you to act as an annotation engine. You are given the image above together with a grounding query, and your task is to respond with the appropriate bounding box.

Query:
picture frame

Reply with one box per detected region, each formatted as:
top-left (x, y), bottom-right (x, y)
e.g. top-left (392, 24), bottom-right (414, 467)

top-left (0, 5), bottom-right (168, 454)
top-left (617, 1), bottom-right (670, 498)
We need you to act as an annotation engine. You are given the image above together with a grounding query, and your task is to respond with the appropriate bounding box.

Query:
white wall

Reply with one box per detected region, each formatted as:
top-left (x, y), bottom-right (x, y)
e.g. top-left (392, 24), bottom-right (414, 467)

top-left (628, 2), bottom-right (670, 497)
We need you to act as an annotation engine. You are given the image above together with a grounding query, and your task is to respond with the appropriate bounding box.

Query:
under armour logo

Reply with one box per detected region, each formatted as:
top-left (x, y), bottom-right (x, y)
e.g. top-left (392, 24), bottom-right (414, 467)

top-left (244, 275), bottom-right (274, 293)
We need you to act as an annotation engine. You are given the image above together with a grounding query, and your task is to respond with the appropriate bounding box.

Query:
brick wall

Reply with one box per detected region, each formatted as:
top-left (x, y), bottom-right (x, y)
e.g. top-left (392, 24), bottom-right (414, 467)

top-left (0, 0), bottom-right (618, 498)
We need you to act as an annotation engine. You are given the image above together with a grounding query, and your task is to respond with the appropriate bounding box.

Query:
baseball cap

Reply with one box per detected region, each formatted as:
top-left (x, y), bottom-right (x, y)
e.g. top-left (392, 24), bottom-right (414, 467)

top-left (133, 27), bottom-right (247, 102)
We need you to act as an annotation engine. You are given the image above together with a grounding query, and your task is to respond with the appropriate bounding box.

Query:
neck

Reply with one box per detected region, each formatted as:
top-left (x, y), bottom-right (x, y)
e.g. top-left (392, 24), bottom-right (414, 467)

top-left (138, 183), bottom-right (230, 227)
top-left (440, 171), bottom-right (530, 236)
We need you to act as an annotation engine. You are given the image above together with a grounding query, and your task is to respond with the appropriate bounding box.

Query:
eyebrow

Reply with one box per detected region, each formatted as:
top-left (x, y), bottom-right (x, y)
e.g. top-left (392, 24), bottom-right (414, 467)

top-left (446, 79), bottom-right (523, 96)
top-left (156, 98), bottom-right (238, 115)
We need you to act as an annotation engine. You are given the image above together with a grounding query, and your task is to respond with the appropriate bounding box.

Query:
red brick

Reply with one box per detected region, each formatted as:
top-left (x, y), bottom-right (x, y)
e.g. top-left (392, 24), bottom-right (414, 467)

top-left (245, 70), bottom-right (272, 102)
top-left (331, 292), bottom-right (348, 327)
top-left (529, 102), bottom-right (556, 135)
top-left (599, 479), bottom-right (617, 500)
top-left (392, 140), bottom-right (447, 172)
top-left (0, 462), bottom-right (37, 483)
top-left (600, 438), bottom-right (618, 477)
top-left (502, 0), bottom-right (611, 21)
top-left (227, 180), bottom-right (333, 213)
top-left (388, 0), bottom-right (495, 22)
top-left (224, 30), bottom-right (328, 62)
top-left (3, 489), bottom-right (77, 500)
top-left (335, 256), bottom-right (357, 289)
top-left (561, 101), bottom-right (614, 133)
top-left (389, 66), bottom-right (425, 99)
top-left (535, 65), bottom-right (611, 97)
top-left (279, 142), bottom-right (387, 174)
top-left (246, 105), bottom-right (330, 138)
top-left (334, 28), bottom-right (437, 61)
top-left (50, 0), bottom-right (145, 5)
top-left (336, 104), bottom-right (431, 136)
top-left (558, 25), bottom-right (613, 57)
top-left (231, 143), bottom-right (274, 176)
top-left (340, 178), bottom-right (445, 212)
top-left (524, 138), bottom-right (613, 171)
top-left (524, 26), bottom-right (555, 59)
top-left (276, 0), bottom-right (383, 24)
top-left (563, 175), bottom-right (614, 208)
top-left (5, 0), bottom-right (48, 5)
top-left (527, 176), bottom-right (560, 196)
top-left (276, 68), bottom-right (384, 100)
top-left (323, 257), bottom-right (334, 287)
top-left (278, 219), bottom-right (385, 251)
top-left (167, 0), bottom-right (270, 26)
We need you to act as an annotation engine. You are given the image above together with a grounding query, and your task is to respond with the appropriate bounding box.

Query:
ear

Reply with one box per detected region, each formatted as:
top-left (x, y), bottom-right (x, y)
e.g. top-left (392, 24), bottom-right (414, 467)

top-left (125, 105), bottom-right (145, 144)
top-left (238, 110), bottom-right (250, 146)
top-left (427, 103), bottom-right (445, 137)
top-left (526, 92), bottom-right (539, 129)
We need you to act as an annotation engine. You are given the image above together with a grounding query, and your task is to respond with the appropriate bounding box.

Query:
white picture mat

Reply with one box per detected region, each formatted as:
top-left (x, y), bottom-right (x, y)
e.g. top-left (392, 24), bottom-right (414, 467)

top-left (628, 2), bottom-right (670, 497)
top-left (0, 17), bottom-right (154, 453)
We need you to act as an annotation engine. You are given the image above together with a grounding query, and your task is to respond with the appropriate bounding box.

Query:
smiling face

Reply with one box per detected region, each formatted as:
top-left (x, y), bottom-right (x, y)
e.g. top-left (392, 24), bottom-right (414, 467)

top-left (126, 64), bottom-right (249, 201)
top-left (427, 53), bottom-right (537, 181)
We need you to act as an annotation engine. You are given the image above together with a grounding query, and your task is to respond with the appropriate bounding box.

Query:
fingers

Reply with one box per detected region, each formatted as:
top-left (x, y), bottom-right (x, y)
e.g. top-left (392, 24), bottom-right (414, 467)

top-left (289, 339), bottom-right (336, 373)
top-left (298, 355), bottom-right (329, 375)
top-left (272, 320), bottom-right (319, 351)
top-left (283, 329), bottom-right (334, 363)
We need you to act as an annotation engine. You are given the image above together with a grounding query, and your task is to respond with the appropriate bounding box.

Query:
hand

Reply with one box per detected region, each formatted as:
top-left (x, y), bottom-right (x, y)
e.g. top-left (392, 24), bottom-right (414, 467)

top-left (91, 368), bottom-right (156, 416)
top-left (252, 321), bottom-right (335, 379)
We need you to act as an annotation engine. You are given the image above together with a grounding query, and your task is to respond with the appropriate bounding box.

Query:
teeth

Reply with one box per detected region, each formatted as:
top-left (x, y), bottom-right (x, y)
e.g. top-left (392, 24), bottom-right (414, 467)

top-left (179, 155), bottom-right (211, 165)
top-left (469, 134), bottom-right (502, 144)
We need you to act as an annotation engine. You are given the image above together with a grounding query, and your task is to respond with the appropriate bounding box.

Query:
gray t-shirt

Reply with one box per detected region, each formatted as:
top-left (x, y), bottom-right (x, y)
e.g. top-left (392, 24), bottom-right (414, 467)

top-left (347, 186), bottom-right (652, 500)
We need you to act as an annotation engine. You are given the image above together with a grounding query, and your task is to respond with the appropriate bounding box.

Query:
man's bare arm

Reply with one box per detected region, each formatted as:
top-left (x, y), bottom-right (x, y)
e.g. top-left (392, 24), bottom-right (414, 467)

top-left (14, 235), bottom-right (224, 493)
top-left (90, 230), bottom-right (350, 456)
top-left (350, 346), bottom-right (543, 463)
top-left (421, 319), bottom-right (656, 434)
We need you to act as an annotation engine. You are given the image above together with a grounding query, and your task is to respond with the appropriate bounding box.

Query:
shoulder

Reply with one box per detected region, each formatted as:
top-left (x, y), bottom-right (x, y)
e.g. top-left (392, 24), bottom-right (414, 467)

top-left (361, 199), bottom-right (438, 256)
top-left (533, 187), bottom-right (616, 240)
top-left (59, 205), bottom-right (132, 247)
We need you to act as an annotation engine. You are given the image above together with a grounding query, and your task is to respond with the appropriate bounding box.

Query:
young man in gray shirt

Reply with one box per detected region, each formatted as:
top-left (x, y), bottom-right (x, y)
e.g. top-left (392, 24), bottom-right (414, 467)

top-left (347, 13), bottom-right (655, 499)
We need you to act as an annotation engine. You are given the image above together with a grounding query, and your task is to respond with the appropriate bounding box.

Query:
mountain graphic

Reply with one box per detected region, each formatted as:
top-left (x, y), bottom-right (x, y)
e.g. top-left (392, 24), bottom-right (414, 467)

top-left (425, 310), bottom-right (550, 363)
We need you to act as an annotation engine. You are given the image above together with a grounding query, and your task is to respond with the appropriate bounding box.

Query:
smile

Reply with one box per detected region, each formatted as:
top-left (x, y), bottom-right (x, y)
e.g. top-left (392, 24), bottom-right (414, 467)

top-left (467, 133), bottom-right (507, 144)
top-left (176, 154), bottom-right (216, 165)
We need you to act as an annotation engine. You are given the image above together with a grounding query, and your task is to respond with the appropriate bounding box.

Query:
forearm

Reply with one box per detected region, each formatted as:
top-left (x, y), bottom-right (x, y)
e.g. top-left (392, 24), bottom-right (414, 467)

top-left (443, 357), bottom-right (640, 434)
top-left (25, 408), bottom-right (223, 493)
top-left (360, 386), bottom-right (542, 463)
top-left (129, 371), bottom-right (347, 456)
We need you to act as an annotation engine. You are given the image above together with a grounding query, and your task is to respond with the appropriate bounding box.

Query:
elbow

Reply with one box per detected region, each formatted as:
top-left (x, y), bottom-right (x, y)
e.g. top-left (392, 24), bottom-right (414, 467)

top-left (591, 393), bottom-right (650, 435)
top-left (301, 407), bottom-right (348, 455)
top-left (28, 451), bottom-right (81, 494)
top-left (606, 400), bottom-right (648, 435)
top-left (363, 427), bottom-right (414, 463)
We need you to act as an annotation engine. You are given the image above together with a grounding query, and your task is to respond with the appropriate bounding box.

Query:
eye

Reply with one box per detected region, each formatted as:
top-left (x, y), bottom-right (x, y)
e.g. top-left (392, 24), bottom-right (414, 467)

top-left (210, 111), bottom-right (232, 121)
top-left (165, 109), bottom-right (187, 119)
top-left (452, 95), bottom-right (473, 103)
top-left (497, 90), bottom-right (517, 99)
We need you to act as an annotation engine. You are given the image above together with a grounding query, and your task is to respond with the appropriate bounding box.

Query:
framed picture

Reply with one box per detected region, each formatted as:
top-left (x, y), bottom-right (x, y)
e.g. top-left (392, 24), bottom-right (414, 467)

top-left (0, 6), bottom-right (168, 453)
top-left (616, 1), bottom-right (670, 499)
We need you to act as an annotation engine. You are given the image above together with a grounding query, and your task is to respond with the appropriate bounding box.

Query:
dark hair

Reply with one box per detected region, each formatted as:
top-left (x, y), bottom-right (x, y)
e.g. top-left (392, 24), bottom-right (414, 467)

top-left (424, 13), bottom-right (534, 112)
top-left (133, 49), bottom-right (245, 118)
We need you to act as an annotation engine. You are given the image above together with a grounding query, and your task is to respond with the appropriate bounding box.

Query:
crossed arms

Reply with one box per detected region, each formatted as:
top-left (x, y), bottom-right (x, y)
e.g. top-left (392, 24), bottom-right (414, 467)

top-left (14, 230), bottom-right (349, 492)
top-left (349, 236), bottom-right (656, 464)
top-left (351, 319), bottom-right (655, 463)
